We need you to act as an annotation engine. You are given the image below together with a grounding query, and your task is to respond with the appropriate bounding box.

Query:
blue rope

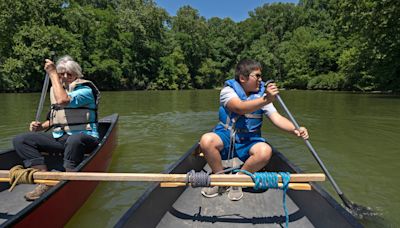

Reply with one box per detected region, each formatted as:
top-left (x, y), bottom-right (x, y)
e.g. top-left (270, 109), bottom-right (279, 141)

top-left (234, 170), bottom-right (291, 228)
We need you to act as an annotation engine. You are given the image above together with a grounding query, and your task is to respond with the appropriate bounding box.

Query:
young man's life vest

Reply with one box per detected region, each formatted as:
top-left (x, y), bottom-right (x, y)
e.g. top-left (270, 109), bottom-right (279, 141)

top-left (218, 79), bottom-right (265, 136)
top-left (49, 79), bottom-right (100, 134)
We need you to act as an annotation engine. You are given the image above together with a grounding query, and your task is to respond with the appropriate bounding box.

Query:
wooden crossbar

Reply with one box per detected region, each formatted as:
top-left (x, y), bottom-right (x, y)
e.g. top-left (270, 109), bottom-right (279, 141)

top-left (0, 171), bottom-right (325, 182)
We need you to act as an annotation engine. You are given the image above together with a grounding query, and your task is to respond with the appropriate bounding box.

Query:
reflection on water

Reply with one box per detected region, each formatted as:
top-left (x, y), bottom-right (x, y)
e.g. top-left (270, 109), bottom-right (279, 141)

top-left (0, 90), bottom-right (399, 227)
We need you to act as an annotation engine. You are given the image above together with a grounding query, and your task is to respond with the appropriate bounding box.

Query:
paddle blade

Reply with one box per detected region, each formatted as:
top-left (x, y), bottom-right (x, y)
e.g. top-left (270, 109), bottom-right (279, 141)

top-left (345, 200), bottom-right (380, 219)
top-left (339, 194), bottom-right (379, 219)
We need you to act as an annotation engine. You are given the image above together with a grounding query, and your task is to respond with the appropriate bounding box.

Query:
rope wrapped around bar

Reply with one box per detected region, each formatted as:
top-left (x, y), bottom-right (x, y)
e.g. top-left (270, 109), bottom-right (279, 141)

top-left (234, 169), bottom-right (291, 228)
top-left (185, 167), bottom-right (244, 187)
top-left (8, 165), bottom-right (39, 191)
top-left (185, 170), bottom-right (210, 187)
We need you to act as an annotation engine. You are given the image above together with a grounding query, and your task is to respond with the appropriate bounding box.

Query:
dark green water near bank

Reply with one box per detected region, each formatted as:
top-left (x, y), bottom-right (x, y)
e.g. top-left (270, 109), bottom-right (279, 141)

top-left (0, 90), bottom-right (399, 227)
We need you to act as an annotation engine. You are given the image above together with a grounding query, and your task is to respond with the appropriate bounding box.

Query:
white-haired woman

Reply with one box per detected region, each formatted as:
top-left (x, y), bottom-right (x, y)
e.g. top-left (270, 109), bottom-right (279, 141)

top-left (13, 56), bottom-right (101, 201)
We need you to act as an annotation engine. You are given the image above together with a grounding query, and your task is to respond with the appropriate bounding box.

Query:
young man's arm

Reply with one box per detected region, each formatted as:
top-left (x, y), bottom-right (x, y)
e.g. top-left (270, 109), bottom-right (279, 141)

top-left (268, 112), bottom-right (309, 139)
top-left (226, 97), bottom-right (269, 115)
top-left (225, 83), bottom-right (279, 115)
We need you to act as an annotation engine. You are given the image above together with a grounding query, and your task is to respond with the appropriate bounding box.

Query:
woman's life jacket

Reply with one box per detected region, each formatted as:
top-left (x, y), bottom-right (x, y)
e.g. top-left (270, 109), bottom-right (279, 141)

top-left (218, 79), bottom-right (265, 137)
top-left (49, 79), bottom-right (100, 135)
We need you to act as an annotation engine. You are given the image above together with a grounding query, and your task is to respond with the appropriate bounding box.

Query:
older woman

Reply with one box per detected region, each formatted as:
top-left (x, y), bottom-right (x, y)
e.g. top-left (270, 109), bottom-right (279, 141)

top-left (12, 56), bottom-right (101, 201)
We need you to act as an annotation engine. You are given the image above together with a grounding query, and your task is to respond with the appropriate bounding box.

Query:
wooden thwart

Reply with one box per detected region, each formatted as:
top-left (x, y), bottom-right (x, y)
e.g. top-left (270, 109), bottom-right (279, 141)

top-left (160, 182), bottom-right (312, 190)
top-left (0, 171), bottom-right (323, 190)
top-left (0, 177), bottom-right (59, 186)
top-left (0, 171), bottom-right (325, 182)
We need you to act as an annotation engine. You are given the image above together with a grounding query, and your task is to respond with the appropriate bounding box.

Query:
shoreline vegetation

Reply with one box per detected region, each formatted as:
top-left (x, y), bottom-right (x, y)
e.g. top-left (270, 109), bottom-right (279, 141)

top-left (1, 88), bottom-right (398, 96)
top-left (0, 0), bottom-right (399, 93)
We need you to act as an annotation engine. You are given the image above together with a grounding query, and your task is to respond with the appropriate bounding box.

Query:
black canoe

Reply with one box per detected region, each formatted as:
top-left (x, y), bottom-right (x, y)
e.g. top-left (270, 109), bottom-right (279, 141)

top-left (115, 142), bottom-right (362, 228)
top-left (0, 114), bottom-right (118, 227)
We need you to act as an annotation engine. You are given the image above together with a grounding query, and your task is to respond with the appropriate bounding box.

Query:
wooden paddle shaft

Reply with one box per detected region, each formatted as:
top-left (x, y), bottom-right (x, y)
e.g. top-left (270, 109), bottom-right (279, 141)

top-left (160, 182), bottom-right (312, 190)
top-left (0, 171), bottom-right (324, 182)
top-left (0, 178), bottom-right (59, 186)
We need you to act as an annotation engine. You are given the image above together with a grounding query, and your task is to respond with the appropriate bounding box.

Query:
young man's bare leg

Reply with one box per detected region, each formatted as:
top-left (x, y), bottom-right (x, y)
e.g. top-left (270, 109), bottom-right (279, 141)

top-left (199, 132), bottom-right (226, 198)
top-left (241, 142), bottom-right (272, 173)
top-left (199, 132), bottom-right (224, 174)
top-left (228, 142), bottom-right (272, 201)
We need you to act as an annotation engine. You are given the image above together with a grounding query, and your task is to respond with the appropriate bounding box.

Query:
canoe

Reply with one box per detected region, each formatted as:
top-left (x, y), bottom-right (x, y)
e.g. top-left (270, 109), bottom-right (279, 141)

top-left (115, 142), bottom-right (362, 228)
top-left (0, 113), bottom-right (118, 227)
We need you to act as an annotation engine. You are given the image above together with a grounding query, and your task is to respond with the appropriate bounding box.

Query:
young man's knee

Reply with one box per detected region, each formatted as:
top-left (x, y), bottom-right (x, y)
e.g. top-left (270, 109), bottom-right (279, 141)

top-left (199, 133), bottom-right (215, 148)
top-left (253, 145), bottom-right (272, 161)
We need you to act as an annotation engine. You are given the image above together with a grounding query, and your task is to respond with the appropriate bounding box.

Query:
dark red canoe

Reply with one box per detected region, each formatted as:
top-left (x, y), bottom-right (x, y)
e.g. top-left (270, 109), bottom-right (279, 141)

top-left (0, 114), bottom-right (118, 227)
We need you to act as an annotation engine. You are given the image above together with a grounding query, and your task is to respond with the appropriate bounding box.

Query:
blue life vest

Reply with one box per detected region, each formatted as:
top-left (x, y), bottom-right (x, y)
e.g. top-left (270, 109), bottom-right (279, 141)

top-left (218, 79), bottom-right (265, 137)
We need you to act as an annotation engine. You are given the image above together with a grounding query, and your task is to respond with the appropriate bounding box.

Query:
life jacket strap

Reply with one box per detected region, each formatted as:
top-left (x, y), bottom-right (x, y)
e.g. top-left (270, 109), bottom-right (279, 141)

top-left (236, 128), bottom-right (261, 134)
top-left (218, 122), bottom-right (261, 134)
top-left (51, 104), bottom-right (97, 111)
top-left (49, 121), bottom-right (98, 132)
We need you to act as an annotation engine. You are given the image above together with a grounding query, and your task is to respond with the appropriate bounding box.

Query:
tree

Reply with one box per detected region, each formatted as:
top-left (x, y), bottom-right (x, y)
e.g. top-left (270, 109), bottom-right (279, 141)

top-left (152, 46), bottom-right (190, 90)
top-left (115, 0), bottom-right (169, 89)
top-left (239, 33), bottom-right (281, 81)
top-left (278, 26), bottom-right (338, 89)
top-left (203, 17), bottom-right (241, 87)
top-left (0, 0), bottom-right (64, 91)
top-left (1, 25), bottom-right (82, 92)
top-left (171, 6), bottom-right (210, 86)
top-left (336, 0), bottom-right (400, 91)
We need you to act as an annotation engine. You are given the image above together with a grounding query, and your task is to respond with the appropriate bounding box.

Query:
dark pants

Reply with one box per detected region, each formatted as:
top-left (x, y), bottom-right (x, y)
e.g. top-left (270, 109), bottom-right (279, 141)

top-left (13, 132), bottom-right (99, 170)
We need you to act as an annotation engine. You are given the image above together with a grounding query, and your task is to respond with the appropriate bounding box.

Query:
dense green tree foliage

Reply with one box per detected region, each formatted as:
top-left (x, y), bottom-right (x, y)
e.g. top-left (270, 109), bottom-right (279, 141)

top-left (0, 0), bottom-right (398, 92)
top-left (336, 0), bottom-right (400, 91)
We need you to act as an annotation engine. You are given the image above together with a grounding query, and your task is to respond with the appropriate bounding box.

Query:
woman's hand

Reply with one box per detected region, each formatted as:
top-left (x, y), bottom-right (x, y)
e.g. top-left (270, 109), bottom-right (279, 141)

top-left (44, 59), bottom-right (57, 76)
top-left (29, 121), bottom-right (43, 132)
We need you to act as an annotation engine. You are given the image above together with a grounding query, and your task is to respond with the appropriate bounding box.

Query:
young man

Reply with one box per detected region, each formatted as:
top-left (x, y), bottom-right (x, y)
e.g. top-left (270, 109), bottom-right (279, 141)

top-left (13, 56), bottom-right (100, 201)
top-left (199, 59), bottom-right (308, 201)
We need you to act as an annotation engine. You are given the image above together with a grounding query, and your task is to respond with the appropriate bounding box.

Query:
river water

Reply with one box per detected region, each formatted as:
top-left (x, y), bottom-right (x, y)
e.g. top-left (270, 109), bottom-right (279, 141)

top-left (0, 90), bottom-right (398, 227)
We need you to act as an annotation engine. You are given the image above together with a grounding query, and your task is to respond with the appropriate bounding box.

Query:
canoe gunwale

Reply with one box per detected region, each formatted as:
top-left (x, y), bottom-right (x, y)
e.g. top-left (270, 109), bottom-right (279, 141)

top-left (0, 113), bottom-right (119, 227)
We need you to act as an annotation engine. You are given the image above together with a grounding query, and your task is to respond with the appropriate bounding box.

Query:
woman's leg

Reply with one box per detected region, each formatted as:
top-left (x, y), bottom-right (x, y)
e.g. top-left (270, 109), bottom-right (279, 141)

top-left (63, 133), bottom-right (99, 171)
top-left (13, 132), bottom-right (64, 171)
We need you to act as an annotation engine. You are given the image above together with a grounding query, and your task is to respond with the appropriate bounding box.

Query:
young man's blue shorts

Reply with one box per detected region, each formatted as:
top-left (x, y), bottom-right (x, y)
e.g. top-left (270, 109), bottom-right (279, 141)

top-left (213, 124), bottom-right (267, 162)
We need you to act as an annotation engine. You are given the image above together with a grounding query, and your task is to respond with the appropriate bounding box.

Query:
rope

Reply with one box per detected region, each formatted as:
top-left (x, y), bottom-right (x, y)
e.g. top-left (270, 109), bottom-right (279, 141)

top-left (185, 166), bottom-right (244, 188)
top-left (234, 170), bottom-right (291, 228)
top-left (8, 165), bottom-right (39, 192)
top-left (186, 170), bottom-right (211, 187)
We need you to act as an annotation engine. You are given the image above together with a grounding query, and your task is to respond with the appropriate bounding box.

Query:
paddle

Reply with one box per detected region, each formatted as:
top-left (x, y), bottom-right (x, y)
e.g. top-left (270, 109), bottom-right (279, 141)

top-left (35, 51), bottom-right (55, 122)
top-left (265, 80), bottom-right (376, 218)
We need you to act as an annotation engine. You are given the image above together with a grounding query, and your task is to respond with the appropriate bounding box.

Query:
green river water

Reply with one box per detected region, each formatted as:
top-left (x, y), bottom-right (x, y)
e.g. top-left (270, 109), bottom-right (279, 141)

top-left (0, 90), bottom-right (399, 227)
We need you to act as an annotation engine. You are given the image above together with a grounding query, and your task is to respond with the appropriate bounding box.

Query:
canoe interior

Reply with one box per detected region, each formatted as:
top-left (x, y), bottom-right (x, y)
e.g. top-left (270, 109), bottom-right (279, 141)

top-left (116, 145), bottom-right (362, 228)
top-left (0, 114), bottom-right (118, 227)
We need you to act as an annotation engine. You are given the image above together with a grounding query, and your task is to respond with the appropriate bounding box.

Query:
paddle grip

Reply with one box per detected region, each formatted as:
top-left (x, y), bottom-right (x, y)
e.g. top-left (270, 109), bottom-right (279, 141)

top-left (264, 79), bottom-right (275, 87)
